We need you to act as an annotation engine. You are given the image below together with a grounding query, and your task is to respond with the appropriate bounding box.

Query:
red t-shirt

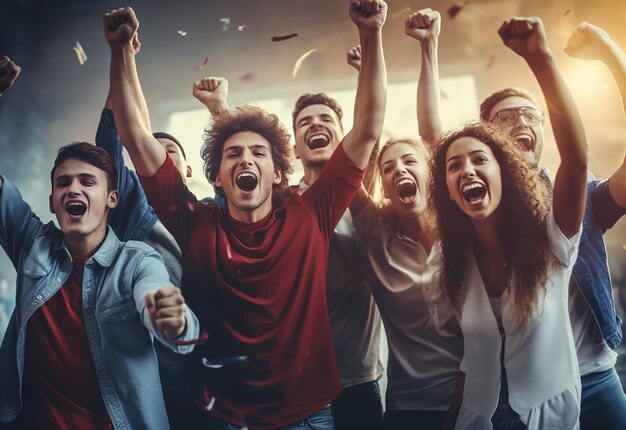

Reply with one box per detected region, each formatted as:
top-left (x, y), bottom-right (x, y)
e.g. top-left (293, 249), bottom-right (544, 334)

top-left (140, 144), bottom-right (362, 429)
top-left (19, 256), bottom-right (112, 430)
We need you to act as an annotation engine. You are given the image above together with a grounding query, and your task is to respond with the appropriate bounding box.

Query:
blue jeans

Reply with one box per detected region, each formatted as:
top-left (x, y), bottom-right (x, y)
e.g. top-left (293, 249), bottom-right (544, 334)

top-left (580, 367), bottom-right (626, 430)
top-left (202, 405), bottom-right (334, 430)
top-left (332, 380), bottom-right (383, 429)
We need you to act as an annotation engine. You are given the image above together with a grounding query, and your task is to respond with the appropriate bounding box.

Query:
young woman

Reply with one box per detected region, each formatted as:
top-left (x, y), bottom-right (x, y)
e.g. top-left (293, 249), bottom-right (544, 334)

top-left (430, 122), bottom-right (587, 429)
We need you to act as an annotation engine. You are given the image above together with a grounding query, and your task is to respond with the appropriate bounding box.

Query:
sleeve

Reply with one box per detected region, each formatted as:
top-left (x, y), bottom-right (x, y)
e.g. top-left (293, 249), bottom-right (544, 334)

top-left (546, 207), bottom-right (582, 268)
top-left (131, 249), bottom-right (200, 354)
top-left (0, 176), bottom-right (46, 268)
top-left (352, 197), bottom-right (378, 239)
top-left (95, 108), bottom-right (157, 241)
top-left (589, 179), bottom-right (626, 231)
top-left (299, 143), bottom-right (365, 239)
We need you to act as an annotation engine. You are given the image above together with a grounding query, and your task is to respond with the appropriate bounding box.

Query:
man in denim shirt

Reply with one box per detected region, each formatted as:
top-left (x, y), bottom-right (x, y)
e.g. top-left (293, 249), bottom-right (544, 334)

top-left (0, 58), bottom-right (199, 430)
top-left (478, 23), bottom-right (626, 429)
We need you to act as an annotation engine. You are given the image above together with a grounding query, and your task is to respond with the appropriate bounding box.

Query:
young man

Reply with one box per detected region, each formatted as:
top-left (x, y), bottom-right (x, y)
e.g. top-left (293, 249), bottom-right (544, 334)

top-left (0, 59), bottom-right (199, 430)
top-left (105, 0), bottom-right (387, 428)
top-left (480, 18), bottom-right (626, 429)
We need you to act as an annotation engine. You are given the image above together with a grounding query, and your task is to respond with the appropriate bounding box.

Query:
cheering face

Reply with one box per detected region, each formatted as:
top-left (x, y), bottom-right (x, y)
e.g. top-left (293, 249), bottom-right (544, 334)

top-left (488, 96), bottom-right (545, 168)
top-left (51, 158), bottom-right (119, 243)
top-left (293, 104), bottom-right (343, 170)
top-left (380, 142), bottom-right (429, 216)
top-left (445, 137), bottom-right (502, 222)
top-left (215, 131), bottom-right (281, 219)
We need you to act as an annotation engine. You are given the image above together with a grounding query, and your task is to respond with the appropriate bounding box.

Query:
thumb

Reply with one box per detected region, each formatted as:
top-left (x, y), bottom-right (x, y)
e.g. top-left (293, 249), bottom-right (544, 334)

top-left (144, 291), bottom-right (157, 315)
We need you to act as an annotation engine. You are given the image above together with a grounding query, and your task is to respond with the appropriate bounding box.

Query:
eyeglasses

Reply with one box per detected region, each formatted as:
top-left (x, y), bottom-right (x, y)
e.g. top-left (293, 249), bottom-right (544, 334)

top-left (490, 107), bottom-right (544, 126)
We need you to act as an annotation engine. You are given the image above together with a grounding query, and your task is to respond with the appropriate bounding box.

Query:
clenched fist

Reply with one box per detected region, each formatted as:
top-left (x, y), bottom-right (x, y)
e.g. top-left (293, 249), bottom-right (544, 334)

top-left (405, 8), bottom-right (440, 43)
top-left (104, 7), bottom-right (139, 48)
top-left (145, 286), bottom-right (187, 340)
top-left (349, 0), bottom-right (387, 31)
top-left (498, 17), bottom-right (550, 60)
top-left (0, 56), bottom-right (21, 95)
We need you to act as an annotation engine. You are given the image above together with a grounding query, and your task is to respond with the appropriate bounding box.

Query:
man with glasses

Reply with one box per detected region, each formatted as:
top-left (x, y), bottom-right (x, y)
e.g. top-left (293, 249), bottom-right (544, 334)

top-left (478, 20), bottom-right (626, 430)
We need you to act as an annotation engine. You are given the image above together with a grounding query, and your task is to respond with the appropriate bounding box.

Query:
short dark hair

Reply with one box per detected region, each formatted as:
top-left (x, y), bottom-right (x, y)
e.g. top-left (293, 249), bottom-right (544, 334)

top-left (153, 131), bottom-right (186, 160)
top-left (202, 105), bottom-right (293, 202)
top-left (292, 93), bottom-right (343, 132)
top-left (51, 142), bottom-right (119, 192)
top-left (479, 87), bottom-right (542, 122)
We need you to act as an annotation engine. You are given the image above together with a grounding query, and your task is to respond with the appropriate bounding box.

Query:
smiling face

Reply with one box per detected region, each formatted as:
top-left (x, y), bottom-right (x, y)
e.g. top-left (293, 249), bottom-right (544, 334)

top-left (380, 141), bottom-right (429, 216)
top-left (445, 136), bottom-right (502, 222)
top-left (293, 104), bottom-right (343, 170)
top-left (215, 131), bottom-right (282, 222)
top-left (51, 158), bottom-right (119, 253)
top-left (488, 96), bottom-right (544, 167)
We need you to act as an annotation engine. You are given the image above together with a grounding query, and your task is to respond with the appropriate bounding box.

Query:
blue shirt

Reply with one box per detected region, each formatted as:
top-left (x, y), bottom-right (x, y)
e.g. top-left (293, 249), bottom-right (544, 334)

top-left (0, 177), bottom-right (199, 429)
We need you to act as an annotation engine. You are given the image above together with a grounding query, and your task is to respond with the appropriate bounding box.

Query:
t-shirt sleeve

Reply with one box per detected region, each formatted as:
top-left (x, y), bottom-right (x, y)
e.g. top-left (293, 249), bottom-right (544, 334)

top-left (546, 207), bottom-right (581, 268)
top-left (590, 179), bottom-right (626, 231)
top-left (299, 143), bottom-right (364, 239)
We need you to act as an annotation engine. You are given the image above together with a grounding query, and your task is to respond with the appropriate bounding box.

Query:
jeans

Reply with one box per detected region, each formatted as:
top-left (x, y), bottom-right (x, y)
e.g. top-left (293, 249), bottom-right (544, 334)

top-left (202, 404), bottom-right (334, 430)
top-left (580, 367), bottom-right (626, 430)
top-left (332, 380), bottom-right (383, 430)
top-left (383, 410), bottom-right (447, 430)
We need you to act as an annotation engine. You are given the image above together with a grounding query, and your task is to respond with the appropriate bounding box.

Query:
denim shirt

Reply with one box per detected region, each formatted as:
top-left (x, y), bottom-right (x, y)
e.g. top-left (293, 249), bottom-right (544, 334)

top-left (0, 177), bottom-right (199, 429)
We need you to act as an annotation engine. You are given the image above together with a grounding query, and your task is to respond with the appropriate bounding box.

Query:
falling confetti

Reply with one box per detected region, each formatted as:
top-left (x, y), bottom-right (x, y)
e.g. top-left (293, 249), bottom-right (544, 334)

top-left (447, 1), bottom-right (470, 19)
top-left (238, 24), bottom-right (247, 32)
top-left (271, 33), bottom-right (298, 42)
top-left (440, 89), bottom-right (449, 99)
top-left (202, 355), bottom-right (248, 368)
top-left (486, 54), bottom-right (495, 70)
top-left (238, 72), bottom-right (256, 82)
top-left (292, 49), bottom-right (318, 77)
top-left (194, 56), bottom-right (208, 70)
top-left (220, 18), bottom-right (230, 31)
top-left (563, 9), bottom-right (571, 17)
top-left (391, 6), bottom-right (411, 18)
top-left (205, 397), bottom-right (216, 411)
top-left (177, 30), bottom-right (187, 36)
top-left (73, 41), bottom-right (87, 66)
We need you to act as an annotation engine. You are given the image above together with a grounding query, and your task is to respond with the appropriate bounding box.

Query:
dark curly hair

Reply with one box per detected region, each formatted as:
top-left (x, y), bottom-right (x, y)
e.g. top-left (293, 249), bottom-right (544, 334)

top-left (429, 122), bottom-right (553, 324)
top-left (291, 93), bottom-right (344, 132)
top-left (202, 105), bottom-right (293, 204)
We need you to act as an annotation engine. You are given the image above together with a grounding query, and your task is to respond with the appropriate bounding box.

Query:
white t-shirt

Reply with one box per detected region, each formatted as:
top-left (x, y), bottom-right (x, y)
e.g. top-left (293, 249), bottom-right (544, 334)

top-left (354, 201), bottom-right (463, 411)
top-left (455, 209), bottom-right (582, 430)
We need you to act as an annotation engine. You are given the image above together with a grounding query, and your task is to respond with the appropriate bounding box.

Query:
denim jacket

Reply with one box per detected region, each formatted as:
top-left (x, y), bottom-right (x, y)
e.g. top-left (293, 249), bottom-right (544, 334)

top-left (0, 177), bottom-right (199, 429)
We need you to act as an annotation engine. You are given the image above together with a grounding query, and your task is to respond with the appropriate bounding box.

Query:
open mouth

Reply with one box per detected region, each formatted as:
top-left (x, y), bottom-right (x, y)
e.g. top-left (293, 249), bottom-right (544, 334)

top-left (235, 172), bottom-right (258, 192)
top-left (396, 178), bottom-right (417, 204)
top-left (461, 182), bottom-right (486, 204)
top-left (512, 133), bottom-right (534, 150)
top-left (306, 133), bottom-right (330, 150)
top-left (65, 201), bottom-right (87, 216)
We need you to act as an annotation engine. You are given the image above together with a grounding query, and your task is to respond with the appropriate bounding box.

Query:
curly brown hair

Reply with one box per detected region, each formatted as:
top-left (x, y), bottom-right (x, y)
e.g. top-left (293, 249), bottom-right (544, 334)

top-left (202, 105), bottom-right (294, 204)
top-left (429, 122), bottom-right (553, 324)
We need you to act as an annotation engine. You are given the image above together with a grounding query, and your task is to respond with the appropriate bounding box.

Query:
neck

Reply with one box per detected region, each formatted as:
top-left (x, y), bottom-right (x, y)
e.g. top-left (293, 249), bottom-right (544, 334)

top-left (472, 216), bottom-right (501, 258)
top-left (65, 228), bottom-right (107, 258)
top-left (302, 165), bottom-right (323, 186)
top-left (398, 209), bottom-right (433, 252)
top-left (227, 200), bottom-right (273, 224)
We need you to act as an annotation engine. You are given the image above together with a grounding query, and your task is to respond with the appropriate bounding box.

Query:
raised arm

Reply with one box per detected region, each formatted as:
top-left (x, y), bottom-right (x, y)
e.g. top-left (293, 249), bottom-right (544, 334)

top-left (105, 7), bottom-right (167, 177)
top-left (405, 8), bottom-right (442, 146)
top-left (566, 22), bottom-right (626, 209)
top-left (499, 17), bottom-right (588, 238)
top-left (192, 76), bottom-right (230, 118)
top-left (0, 55), bottom-right (22, 191)
top-left (343, 0), bottom-right (387, 169)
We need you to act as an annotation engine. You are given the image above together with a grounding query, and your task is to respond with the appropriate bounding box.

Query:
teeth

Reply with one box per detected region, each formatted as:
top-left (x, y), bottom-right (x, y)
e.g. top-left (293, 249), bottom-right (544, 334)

top-left (236, 172), bottom-right (256, 179)
top-left (462, 183), bottom-right (483, 193)
top-left (396, 178), bottom-right (413, 186)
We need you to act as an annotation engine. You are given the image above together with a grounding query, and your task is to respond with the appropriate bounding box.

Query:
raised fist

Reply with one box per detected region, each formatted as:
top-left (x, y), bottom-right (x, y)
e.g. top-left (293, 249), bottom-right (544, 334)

top-left (347, 45), bottom-right (362, 72)
top-left (145, 286), bottom-right (187, 340)
top-left (349, 0), bottom-right (387, 31)
top-left (405, 8), bottom-right (440, 43)
top-left (0, 56), bottom-right (21, 95)
top-left (565, 22), bottom-right (613, 61)
top-left (104, 7), bottom-right (139, 48)
top-left (192, 77), bottom-right (229, 109)
top-left (498, 17), bottom-right (550, 60)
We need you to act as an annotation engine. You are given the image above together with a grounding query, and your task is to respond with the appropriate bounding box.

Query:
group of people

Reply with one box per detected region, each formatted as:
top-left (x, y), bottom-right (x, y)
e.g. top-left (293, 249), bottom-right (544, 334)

top-left (0, 1), bottom-right (625, 429)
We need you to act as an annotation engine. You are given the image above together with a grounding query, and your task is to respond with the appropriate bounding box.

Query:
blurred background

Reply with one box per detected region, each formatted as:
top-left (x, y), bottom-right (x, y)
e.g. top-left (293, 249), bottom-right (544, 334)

top-left (1, 0), bottom-right (625, 392)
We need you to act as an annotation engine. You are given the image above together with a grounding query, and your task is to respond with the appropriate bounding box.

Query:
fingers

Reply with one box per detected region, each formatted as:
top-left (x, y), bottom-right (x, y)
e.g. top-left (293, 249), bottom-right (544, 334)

top-left (194, 77), bottom-right (226, 92)
top-left (351, 0), bottom-right (384, 14)
top-left (0, 56), bottom-right (22, 93)
top-left (147, 287), bottom-right (186, 339)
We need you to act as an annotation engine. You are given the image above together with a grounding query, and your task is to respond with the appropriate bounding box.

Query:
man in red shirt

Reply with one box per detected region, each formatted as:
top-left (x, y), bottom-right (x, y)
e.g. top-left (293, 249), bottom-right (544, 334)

top-left (105, 1), bottom-right (387, 428)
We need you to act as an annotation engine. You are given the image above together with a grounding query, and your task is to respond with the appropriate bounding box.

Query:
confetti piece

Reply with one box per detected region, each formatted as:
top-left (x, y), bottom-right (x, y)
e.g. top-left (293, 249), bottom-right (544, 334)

top-left (486, 54), bottom-right (495, 70)
top-left (447, 1), bottom-right (470, 19)
top-left (220, 18), bottom-right (230, 31)
top-left (194, 56), bottom-right (208, 70)
top-left (205, 397), bottom-right (216, 411)
top-left (202, 355), bottom-right (248, 368)
top-left (73, 41), bottom-right (87, 66)
top-left (391, 6), bottom-right (411, 18)
top-left (292, 49), bottom-right (318, 77)
top-left (175, 331), bottom-right (209, 346)
top-left (563, 9), bottom-right (570, 17)
top-left (271, 33), bottom-right (298, 42)
top-left (238, 24), bottom-right (247, 32)
top-left (226, 244), bottom-right (232, 259)
top-left (440, 89), bottom-right (449, 99)
top-left (238, 72), bottom-right (257, 82)
top-left (177, 30), bottom-right (187, 36)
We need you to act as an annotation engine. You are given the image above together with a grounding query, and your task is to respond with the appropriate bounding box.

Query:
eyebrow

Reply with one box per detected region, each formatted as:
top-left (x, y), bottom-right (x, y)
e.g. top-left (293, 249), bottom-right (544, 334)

top-left (54, 173), bottom-right (98, 184)
top-left (223, 144), bottom-right (269, 153)
top-left (381, 153), bottom-right (417, 167)
top-left (446, 149), bottom-right (488, 164)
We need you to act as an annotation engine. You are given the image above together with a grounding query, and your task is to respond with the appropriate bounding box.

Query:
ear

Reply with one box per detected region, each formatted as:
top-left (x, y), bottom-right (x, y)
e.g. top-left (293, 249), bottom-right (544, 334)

top-left (107, 190), bottom-right (120, 209)
top-left (215, 172), bottom-right (222, 188)
top-left (273, 167), bottom-right (282, 185)
top-left (186, 165), bottom-right (193, 178)
top-left (293, 144), bottom-right (300, 160)
top-left (49, 195), bottom-right (55, 213)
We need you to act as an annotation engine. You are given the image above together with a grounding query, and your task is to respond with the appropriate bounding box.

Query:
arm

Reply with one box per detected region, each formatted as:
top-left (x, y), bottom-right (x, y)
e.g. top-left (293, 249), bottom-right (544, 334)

top-left (405, 8), bottom-right (442, 146)
top-left (566, 22), bottom-right (626, 209)
top-left (105, 7), bottom-right (167, 177)
top-left (192, 76), bottom-right (230, 117)
top-left (499, 17), bottom-right (588, 238)
top-left (343, 0), bottom-right (387, 169)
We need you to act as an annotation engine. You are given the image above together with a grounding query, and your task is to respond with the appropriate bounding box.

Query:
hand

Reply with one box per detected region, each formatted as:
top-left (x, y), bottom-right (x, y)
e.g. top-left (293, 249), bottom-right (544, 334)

top-left (347, 45), bottom-right (362, 71)
top-left (0, 56), bottom-right (21, 95)
top-left (145, 286), bottom-right (186, 339)
top-left (565, 22), bottom-right (613, 61)
top-left (192, 76), bottom-right (229, 109)
top-left (132, 32), bottom-right (141, 55)
top-left (498, 17), bottom-right (550, 60)
top-left (349, 0), bottom-right (387, 31)
top-left (405, 8), bottom-right (441, 43)
top-left (103, 7), bottom-right (139, 48)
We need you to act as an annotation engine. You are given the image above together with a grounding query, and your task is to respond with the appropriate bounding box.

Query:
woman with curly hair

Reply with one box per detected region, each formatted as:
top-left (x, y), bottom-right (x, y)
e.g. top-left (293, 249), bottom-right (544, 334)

top-left (430, 120), bottom-right (587, 429)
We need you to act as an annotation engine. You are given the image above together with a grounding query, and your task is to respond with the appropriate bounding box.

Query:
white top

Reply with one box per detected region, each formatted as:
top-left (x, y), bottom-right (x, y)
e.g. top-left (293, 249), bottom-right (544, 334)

top-left (455, 209), bottom-right (582, 430)
top-left (296, 180), bottom-right (383, 387)
top-left (354, 201), bottom-right (463, 411)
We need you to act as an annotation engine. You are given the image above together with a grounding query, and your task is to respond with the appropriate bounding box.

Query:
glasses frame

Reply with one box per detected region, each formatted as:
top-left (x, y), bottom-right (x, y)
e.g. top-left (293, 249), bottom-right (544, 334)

top-left (489, 107), bottom-right (545, 126)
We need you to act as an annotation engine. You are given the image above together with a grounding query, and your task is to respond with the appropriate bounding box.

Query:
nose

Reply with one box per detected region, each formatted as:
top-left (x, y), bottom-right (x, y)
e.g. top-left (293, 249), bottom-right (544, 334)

top-left (513, 113), bottom-right (530, 128)
top-left (461, 163), bottom-right (475, 179)
top-left (67, 179), bottom-right (82, 195)
top-left (239, 149), bottom-right (254, 166)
